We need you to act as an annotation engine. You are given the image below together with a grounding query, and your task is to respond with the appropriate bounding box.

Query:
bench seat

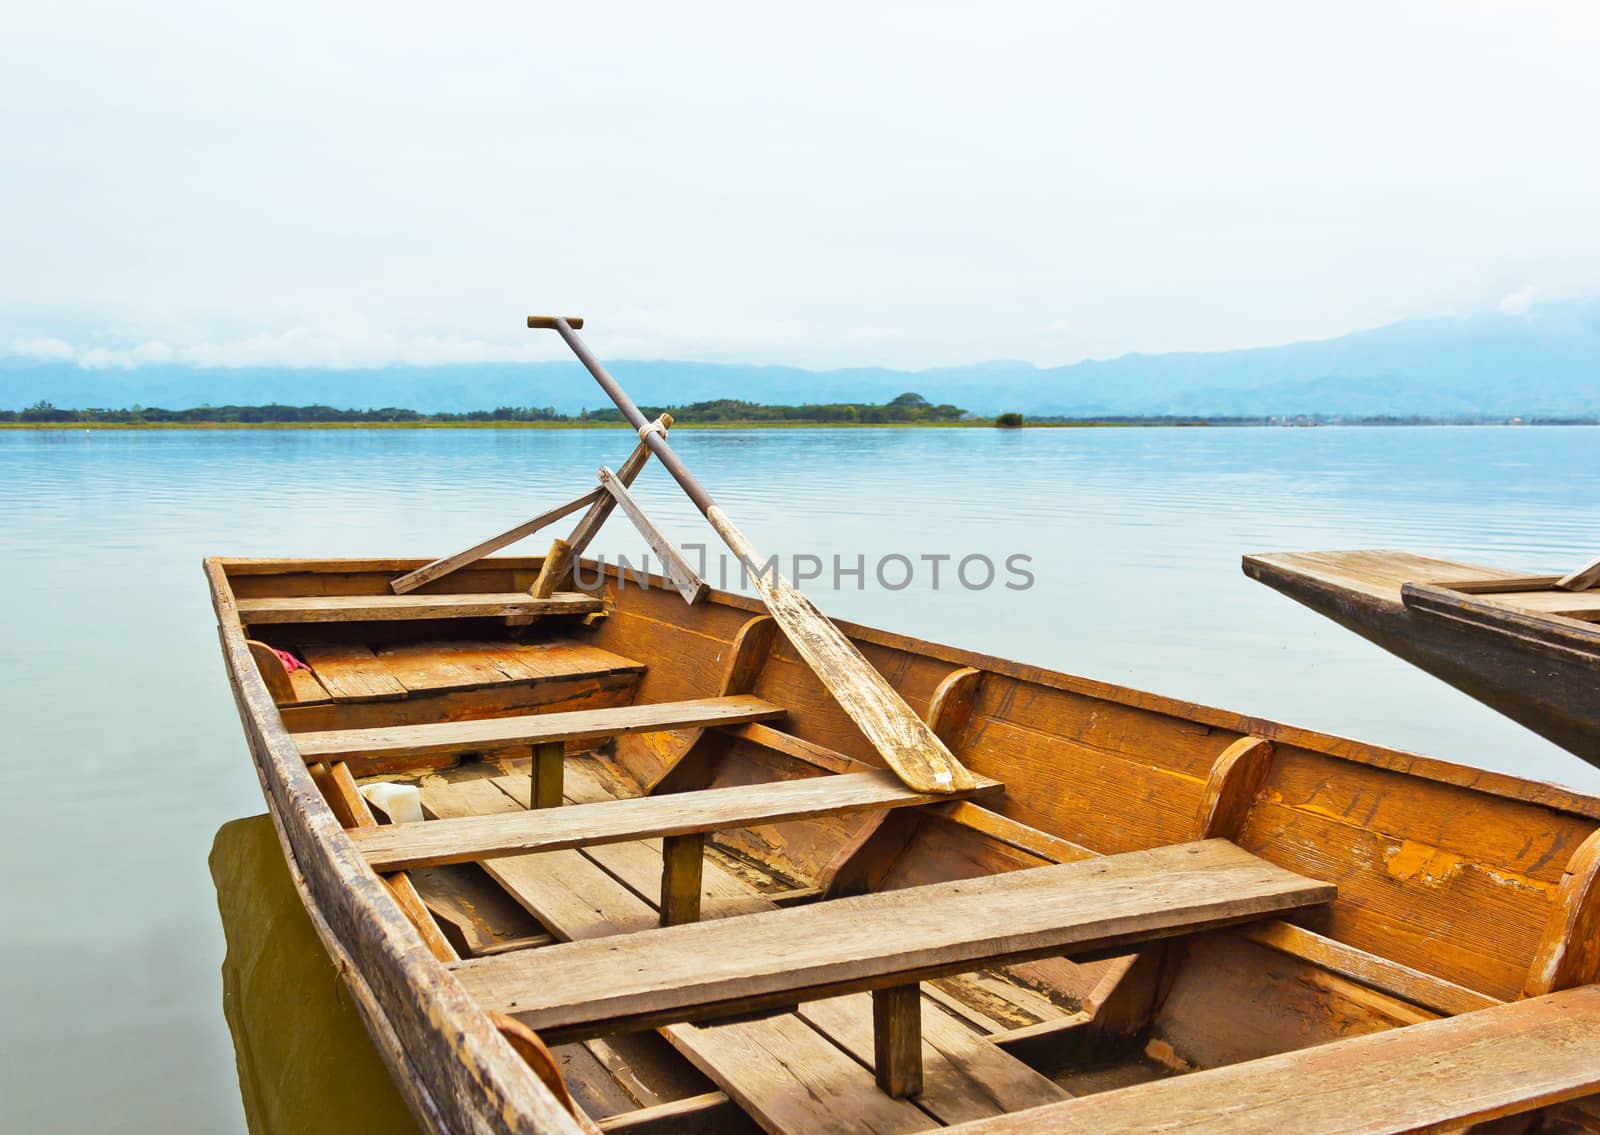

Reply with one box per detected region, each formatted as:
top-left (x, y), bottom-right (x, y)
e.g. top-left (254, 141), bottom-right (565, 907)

top-left (351, 768), bottom-right (1002, 872)
top-left (939, 985), bottom-right (1600, 1135)
top-left (449, 838), bottom-right (1333, 1042)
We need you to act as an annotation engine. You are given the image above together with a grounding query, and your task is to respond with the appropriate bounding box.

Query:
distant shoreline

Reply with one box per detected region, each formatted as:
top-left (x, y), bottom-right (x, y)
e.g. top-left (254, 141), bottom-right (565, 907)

top-left (3, 419), bottom-right (1593, 431)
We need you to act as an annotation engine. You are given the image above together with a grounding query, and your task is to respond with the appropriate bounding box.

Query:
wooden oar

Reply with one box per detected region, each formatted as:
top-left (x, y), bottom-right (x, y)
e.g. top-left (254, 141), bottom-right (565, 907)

top-left (528, 315), bottom-right (976, 794)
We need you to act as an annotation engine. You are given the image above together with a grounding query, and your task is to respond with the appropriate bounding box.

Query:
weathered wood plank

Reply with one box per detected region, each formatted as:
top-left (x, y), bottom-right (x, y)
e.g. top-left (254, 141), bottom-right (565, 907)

top-left (297, 696), bottom-right (787, 764)
top-left (390, 487), bottom-right (606, 594)
top-left (1238, 921), bottom-right (1499, 1017)
top-left (280, 668), bottom-right (641, 735)
top-left (1558, 554), bottom-right (1600, 592)
top-left (239, 591), bottom-right (602, 623)
top-left (598, 466), bottom-right (709, 605)
top-left (667, 1014), bottom-right (937, 1135)
top-left (299, 642), bottom-right (410, 703)
top-left (352, 769), bottom-right (1000, 872)
top-left (595, 1091), bottom-right (743, 1134)
top-left (716, 722), bottom-right (867, 775)
top-left (939, 987), bottom-right (1600, 1135)
top-left (451, 840), bottom-right (1333, 1039)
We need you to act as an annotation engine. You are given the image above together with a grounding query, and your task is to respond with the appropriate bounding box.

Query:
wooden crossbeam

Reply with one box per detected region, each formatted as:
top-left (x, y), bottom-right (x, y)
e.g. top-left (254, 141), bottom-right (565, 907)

top-left (389, 488), bottom-right (606, 595)
top-left (448, 840), bottom-right (1333, 1042)
top-left (547, 414), bottom-right (672, 594)
top-left (295, 695), bottom-right (786, 767)
top-left (1557, 554), bottom-right (1600, 592)
top-left (597, 466), bottom-right (708, 605)
top-left (237, 591), bottom-right (602, 624)
top-left (349, 768), bottom-right (1001, 872)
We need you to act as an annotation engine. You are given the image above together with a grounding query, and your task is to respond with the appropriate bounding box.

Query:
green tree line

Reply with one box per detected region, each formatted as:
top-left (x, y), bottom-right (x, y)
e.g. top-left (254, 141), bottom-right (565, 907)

top-left (2, 392), bottom-right (970, 425)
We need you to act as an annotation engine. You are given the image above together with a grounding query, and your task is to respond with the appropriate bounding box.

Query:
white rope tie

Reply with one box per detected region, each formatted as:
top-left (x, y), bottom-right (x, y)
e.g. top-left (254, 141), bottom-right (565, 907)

top-left (638, 420), bottom-right (667, 441)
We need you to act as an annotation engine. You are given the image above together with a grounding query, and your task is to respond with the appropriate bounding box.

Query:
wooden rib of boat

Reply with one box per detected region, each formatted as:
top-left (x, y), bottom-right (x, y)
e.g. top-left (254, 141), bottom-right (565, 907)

top-left (1244, 549), bottom-right (1600, 769)
top-left (207, 546), bottom-right (1600, 1135)
top-left (206, 322), bottom-right (1600, 1134)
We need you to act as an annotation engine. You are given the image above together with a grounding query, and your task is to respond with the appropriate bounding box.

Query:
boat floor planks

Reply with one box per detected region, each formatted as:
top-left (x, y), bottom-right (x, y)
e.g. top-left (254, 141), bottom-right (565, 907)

top-left (207, 553), bottom-right (1600, 1134)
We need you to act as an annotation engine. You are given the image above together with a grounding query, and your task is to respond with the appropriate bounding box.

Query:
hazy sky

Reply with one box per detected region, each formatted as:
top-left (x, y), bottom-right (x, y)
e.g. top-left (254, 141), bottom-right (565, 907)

top-left (3, 2), bottom-right (1598, 370)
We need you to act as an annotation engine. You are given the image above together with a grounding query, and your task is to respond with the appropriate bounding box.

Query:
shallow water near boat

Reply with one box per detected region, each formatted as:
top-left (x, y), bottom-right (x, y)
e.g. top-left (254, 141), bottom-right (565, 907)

top-left (2, 424), bottom-right (1598, 1132)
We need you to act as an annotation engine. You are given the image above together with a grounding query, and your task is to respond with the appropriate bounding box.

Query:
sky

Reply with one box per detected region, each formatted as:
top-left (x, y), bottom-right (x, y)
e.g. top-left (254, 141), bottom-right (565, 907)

top-left (3, 1), bottom-right (1599, 371)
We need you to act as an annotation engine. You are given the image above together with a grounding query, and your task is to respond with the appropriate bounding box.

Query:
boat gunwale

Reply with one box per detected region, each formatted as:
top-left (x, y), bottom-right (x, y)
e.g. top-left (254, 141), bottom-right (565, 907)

top-left (204, 556), bottom-right (587, 1135)
top-left (215, 553), bottom-right (1600, 822)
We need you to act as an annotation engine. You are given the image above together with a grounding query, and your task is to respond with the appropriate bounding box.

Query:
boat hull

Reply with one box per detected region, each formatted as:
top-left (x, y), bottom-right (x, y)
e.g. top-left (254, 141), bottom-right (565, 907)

top-left (1243, 550), bottom-right (1600, 768)
top-left (206, 553), bottom-right (1600, 1134)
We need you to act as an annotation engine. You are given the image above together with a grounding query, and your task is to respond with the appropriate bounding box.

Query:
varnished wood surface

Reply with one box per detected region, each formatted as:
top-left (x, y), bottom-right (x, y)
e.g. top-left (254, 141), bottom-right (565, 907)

top-left (238, 590), bottom-right (602, 623)
top-left (352, 769), bottom-right (1000, 872)
top-left (296, 696), bottom-right (786, 763)
top-left (940, 986), bottom-right (1600, 1135)
top-left (451, 840), bottom-right (1333, 1039)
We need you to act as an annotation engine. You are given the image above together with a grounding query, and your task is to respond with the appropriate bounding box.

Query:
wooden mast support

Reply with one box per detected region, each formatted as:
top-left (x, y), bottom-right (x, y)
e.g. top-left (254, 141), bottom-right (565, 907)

top-left (531, 742), bottom-right (565, 810)
top-left (872, 984), bottom-right (923, 1098)
top-left (659, 833), bottom-right (705, 927)
top-left (528, 315), bottom-right (976, 796)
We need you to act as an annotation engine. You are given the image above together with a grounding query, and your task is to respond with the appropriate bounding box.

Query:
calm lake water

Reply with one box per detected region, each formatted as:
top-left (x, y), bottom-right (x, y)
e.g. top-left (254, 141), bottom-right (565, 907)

top-left (3, 424), bottom-right (1598, 1132)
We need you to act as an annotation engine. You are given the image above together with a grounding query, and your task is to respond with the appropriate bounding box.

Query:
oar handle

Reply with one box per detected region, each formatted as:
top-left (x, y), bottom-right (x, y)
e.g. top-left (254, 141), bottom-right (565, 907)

top-left (529, 315), bottom-right (717, 515)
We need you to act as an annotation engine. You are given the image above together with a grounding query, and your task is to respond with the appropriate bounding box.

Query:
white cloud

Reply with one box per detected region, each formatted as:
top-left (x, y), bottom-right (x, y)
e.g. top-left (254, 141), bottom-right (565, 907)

top-left (1499, 284), bottom-right (1539, 317)
top-left (3, 1), bottom-right (1600, 369)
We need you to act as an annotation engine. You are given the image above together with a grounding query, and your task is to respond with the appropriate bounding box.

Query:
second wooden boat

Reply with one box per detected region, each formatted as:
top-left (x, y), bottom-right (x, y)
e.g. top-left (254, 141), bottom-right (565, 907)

top-left (1244, 549), bottom-right (1600, 769)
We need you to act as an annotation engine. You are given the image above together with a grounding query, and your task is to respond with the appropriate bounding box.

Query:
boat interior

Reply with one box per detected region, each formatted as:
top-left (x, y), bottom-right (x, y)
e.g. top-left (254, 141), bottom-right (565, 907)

top-left (210, 543), bottom-right (1600, 1135)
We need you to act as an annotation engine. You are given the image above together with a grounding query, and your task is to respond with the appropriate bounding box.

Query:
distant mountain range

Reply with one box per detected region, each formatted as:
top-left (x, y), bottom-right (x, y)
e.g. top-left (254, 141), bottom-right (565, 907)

top-left (5, 299), bottom-right (1598, 418)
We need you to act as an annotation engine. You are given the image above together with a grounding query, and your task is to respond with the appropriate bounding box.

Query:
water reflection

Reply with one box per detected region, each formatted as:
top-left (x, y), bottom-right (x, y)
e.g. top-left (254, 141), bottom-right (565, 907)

top-left (210, 816), bottom-right (419, 1135)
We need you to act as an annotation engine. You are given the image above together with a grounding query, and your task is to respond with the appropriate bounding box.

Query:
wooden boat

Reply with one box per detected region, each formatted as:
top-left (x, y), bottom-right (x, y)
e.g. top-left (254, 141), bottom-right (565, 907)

top-left (1243, 550), bottom-right (1600, 770)
top-left (207, 320), bottom-right (1600, 1134)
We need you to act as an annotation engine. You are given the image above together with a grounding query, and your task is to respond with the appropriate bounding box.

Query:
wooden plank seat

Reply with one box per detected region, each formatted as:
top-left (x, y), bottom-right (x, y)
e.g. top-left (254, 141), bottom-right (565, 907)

top-left (450, 839), bottom-right (1333, 1045)
top-left (937, 985), bottom-right (1600, 1135)
top-left (350, 768), bottom-right (1004, 872)
top-left (294, 695), bottom-right (786, 765)
top-left (421, 758), bottom-right (1076, 1125)
top-left (236, 590), bottom-right (603, 624)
